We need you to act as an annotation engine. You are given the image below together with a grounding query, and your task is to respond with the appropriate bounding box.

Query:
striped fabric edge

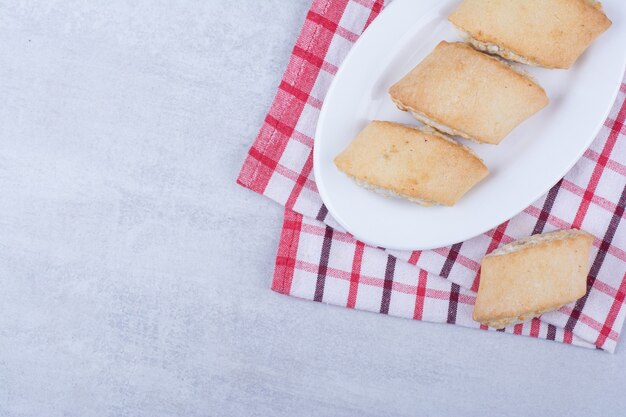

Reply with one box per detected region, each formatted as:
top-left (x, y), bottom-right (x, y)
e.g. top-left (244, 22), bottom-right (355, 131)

top-left (272, 209), bottom-right (611, 352)
top-left (237, 0), bottom-right (384, 199)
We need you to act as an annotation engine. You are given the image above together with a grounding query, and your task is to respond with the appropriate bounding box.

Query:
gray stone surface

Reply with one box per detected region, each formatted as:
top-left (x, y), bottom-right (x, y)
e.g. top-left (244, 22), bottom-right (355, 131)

top-left (0, 1), bottom-right (624, 416)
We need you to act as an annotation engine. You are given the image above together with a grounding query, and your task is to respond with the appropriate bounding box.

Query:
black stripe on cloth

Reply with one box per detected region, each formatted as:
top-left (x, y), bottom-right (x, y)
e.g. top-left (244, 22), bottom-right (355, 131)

top-left (565, 184), bottom-right (626, 333)
top-left (440, 243), bottom-right (463, 324)
top-left (316, 204), bottom-right (328, 222)
top-left (440, 243), bottom-right (463, 278)
top-left (547, 324), bottom-right (557, 341)
top-left (379, 256), bottom-right (396, 314)
top-left (447, 284), bottom-right (461, 324)
top-left (533, 179), bottom-right (563, 235)
top-left (314, 226), bottom-right (334, 302)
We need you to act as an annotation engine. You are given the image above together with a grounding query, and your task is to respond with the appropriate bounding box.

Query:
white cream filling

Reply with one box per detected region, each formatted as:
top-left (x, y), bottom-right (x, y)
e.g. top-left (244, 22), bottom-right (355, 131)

top-left (353, 178), bottom-right (437, 207)
top-left (489, 229), bottom-right (588, 257)
top-left (391, 97), bottom-right (483, 144)
top-left (467, 37), bottom-right (537, 66)
top-left (454, 27), bottom-right (539, 66)
top-left (463, 41), bottom-right (541, 85)
top-left (483, 306), bottom-right (558, 329)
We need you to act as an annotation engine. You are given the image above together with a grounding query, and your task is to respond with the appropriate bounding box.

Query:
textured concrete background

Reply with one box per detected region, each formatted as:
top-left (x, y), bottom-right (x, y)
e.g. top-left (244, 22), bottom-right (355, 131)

top-left (0, 1), bottom-right (625, 416)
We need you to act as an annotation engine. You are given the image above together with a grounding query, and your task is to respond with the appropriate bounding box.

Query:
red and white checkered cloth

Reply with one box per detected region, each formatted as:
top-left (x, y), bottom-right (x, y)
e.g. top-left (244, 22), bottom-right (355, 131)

top-left (237, 0), bottom-right (626, 352)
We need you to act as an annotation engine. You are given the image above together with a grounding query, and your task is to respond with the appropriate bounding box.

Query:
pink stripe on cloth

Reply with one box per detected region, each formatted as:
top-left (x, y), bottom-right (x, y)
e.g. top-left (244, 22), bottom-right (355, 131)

top-left (237, 0), bottom-right (626, 351)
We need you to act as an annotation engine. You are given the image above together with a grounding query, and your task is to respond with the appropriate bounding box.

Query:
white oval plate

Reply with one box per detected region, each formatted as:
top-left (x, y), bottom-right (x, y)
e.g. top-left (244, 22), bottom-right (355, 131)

top-left (314, 0), bottom-right (626, 251)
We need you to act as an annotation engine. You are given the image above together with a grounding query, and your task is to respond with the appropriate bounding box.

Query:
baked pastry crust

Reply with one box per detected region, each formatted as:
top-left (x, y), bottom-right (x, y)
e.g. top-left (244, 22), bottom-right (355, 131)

top-left (449, 0), bottom-right (612, 69)
top-left (389, 41), bottom-right (548, 145)
top-left (473, 229), bottom-right (594, 329)
top-left (334, 121), bottom-right (489, 206)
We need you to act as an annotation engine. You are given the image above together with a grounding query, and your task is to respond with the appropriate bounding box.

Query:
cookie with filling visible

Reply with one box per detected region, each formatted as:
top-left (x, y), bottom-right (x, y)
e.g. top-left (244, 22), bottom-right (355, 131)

top-left (449, 0), bottom-right (612, 69)
top-left (389, 41), bottom-right (548, 145)
top-left (334, 121), bottom-right (489, 206)
top-left (473, 229), bottom-right (594, 329)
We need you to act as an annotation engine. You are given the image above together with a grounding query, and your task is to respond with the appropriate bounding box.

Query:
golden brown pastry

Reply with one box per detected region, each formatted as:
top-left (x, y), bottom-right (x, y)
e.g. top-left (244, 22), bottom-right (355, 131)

top-left (449, 0), bottom-right (612, 69)
top-left (389, 41), bottom-right (548, 145)
top-left (473, 229), bottom-right (594, 329)
top-left (334, 121), bottom-right (489, 206)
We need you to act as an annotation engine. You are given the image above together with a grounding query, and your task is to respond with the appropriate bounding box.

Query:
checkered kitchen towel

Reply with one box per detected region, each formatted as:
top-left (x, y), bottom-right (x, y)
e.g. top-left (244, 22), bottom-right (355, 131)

top-left (237, 0), bottom-right (626, 352)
